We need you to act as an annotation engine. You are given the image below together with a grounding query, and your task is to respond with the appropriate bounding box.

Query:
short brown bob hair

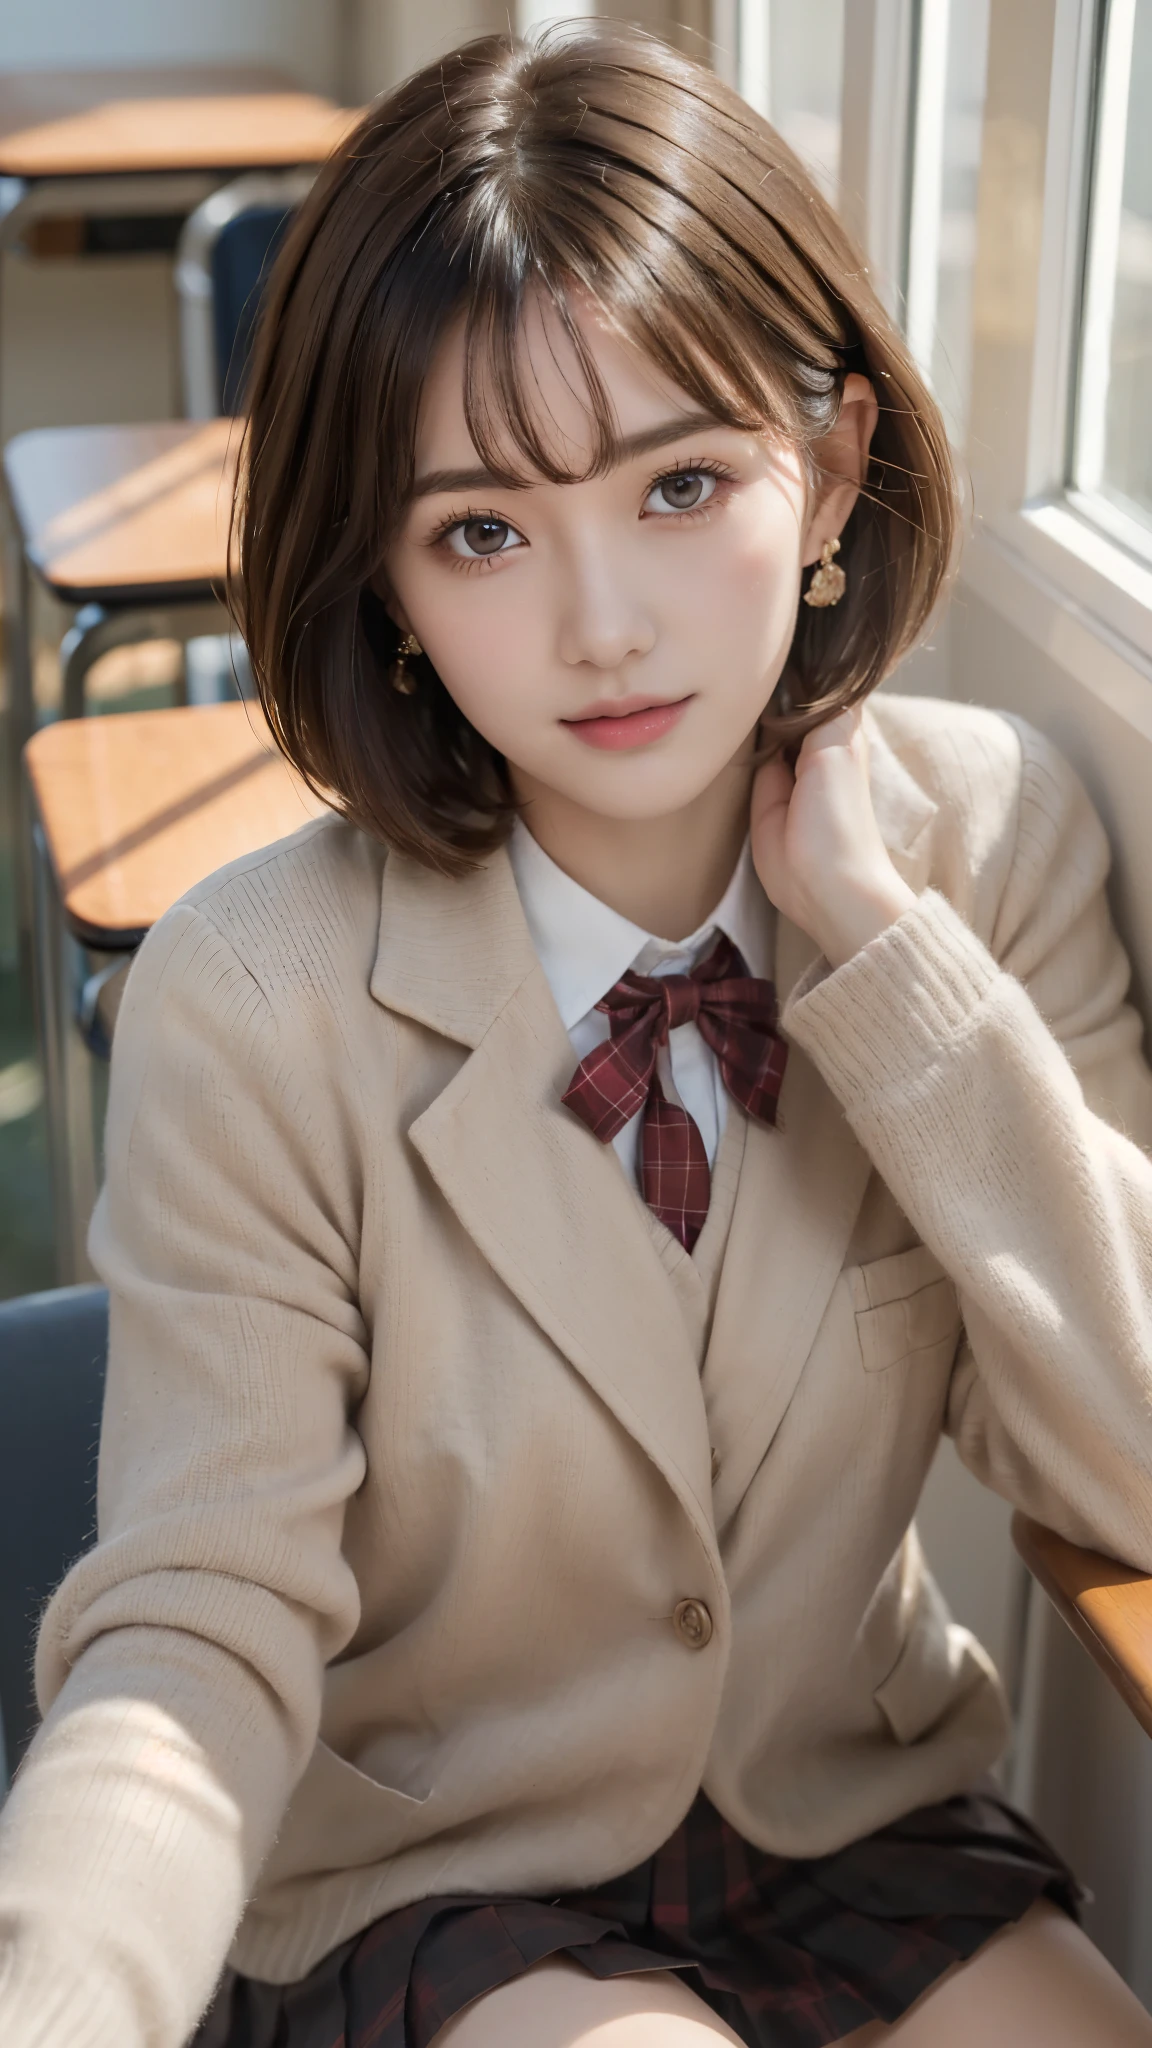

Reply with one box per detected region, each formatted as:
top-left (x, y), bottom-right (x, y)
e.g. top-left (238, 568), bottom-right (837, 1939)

top-left (238, 22), bottom-right (957, 876)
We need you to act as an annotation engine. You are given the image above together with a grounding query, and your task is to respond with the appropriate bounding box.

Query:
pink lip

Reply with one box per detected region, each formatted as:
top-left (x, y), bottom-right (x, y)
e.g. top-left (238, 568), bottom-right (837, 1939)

top-left (562, 695), bottom-right (693, 751)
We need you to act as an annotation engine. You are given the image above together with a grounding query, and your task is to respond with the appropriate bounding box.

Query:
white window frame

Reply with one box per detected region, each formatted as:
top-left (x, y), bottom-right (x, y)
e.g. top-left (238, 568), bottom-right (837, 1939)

top-left (712, 0), bottom-right (916, 321)
top-left (903, 0), bottom-right (954, 376)
top-left (839, 0), bottom-right (918, 323)
top-left (963, 0), bottom-right (1152, 689)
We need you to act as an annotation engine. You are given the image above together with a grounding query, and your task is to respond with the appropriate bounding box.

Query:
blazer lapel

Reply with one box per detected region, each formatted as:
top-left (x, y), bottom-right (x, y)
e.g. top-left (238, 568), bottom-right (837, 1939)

top-left (371, 846), bottom-right (716, 1547)
top-left (703, 921), bottom-right (873, 1523)
top-left (703, 709), bottom-right (939, 1521)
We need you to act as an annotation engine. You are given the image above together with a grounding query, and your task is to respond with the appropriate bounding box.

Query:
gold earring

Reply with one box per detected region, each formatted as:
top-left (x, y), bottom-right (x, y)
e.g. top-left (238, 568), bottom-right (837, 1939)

top-left (803, 536), bottom-right (846, 609)
top-left (390, 631), bottom-right (423, 695)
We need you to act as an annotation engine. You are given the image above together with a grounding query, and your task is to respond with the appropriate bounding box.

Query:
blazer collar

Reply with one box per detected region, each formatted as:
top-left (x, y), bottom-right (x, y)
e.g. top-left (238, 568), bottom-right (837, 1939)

top-left (370, 839), bottom-right (538, 1050)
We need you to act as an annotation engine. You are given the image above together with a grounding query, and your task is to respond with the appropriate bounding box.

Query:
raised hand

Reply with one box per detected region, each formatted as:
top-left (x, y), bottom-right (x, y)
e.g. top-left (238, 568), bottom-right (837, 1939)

top-left (750, 706), bottom-right (917, 970)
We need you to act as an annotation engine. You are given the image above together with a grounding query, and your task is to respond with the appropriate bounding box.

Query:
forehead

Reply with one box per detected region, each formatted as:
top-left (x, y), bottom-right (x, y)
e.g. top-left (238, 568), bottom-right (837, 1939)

top-left (413, 290), bottom-right (703, 477)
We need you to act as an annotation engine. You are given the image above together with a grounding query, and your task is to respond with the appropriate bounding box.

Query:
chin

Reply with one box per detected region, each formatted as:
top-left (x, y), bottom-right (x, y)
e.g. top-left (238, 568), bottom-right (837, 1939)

top-left (567, 765), bottom-right (737, 822)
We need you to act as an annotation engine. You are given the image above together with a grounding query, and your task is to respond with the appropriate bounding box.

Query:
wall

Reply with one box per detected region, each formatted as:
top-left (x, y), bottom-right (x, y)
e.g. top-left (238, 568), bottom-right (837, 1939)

top-left (348, 0), bottom-right (505, 101)
top-left (346, 0), bottom-right (714, 99)
top-left (0, 0), bottom-right (343, 94)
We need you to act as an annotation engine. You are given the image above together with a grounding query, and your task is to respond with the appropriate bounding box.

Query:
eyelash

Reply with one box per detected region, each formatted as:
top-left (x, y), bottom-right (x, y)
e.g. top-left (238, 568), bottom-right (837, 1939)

top-left (425, 457), bottom-right (739, 573)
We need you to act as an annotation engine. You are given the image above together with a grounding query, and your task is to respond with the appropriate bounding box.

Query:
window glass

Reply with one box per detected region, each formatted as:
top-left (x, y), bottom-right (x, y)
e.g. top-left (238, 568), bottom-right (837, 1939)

top-left (1074, 0), bottom-right (1152, 536)
top-left (906, 0), bottom-right (992, 446)
top-left (739, 0), bottom-right (845, 206)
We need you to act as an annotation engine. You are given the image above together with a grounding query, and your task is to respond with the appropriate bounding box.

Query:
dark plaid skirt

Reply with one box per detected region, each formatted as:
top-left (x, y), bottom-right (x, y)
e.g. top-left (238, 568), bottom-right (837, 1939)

top-left (196, 1787), bottom-right (1080, 2048)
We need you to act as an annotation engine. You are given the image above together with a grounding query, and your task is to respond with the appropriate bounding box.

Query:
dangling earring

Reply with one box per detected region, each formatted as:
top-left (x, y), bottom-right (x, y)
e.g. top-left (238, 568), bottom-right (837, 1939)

top-left (803, 536), bottom-right (846, 609)
top-left (390, 631), bottom-right (423, 695)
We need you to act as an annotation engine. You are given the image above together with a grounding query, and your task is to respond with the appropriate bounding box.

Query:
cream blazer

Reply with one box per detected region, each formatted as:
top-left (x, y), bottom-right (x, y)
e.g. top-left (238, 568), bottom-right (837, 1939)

top-left (2, 694), bottom-right (1152, 2048)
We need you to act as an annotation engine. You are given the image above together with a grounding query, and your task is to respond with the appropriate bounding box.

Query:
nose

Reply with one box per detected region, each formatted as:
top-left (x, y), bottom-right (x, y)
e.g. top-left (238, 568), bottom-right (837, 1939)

top-left (555, 534), bottom-right (657, 672)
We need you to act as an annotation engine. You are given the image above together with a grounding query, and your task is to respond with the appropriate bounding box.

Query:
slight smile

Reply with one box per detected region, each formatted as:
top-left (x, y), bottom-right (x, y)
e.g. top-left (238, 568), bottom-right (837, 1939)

top-left (562, 695), bottom-right (694, 751)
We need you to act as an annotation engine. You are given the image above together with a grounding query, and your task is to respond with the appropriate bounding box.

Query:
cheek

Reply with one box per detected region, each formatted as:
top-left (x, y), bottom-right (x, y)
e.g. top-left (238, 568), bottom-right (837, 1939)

top-left (717, 496), bottom-right (804, 634)
top-left (394, 552), bottom-right (538, 723)
top-left (655, 491), bottom-right (804, 650)
top-left (650, 521), bottom-right (801, 725)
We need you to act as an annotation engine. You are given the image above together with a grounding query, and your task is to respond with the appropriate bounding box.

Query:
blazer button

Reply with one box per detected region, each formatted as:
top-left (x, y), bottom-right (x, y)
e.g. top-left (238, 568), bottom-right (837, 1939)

top-left (673, 1598), bottom-right (714, 1649)
top-left (710, 1447), bottom-right (721, 1484)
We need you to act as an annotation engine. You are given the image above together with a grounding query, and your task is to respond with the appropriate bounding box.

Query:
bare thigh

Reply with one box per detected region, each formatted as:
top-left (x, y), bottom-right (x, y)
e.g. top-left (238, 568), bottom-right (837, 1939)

top-left (842, 1901), bottom-right (1152, 2048)
top-left (427, 1957), bottom-right (744, 2047)
top-left (429, 1905), bottom-right (1152, 2048)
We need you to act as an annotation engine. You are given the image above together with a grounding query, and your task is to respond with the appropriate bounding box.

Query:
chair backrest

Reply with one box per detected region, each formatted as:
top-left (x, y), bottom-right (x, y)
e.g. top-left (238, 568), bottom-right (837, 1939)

top-left (175, 169), bottom-right (316, 418)
top-left (0, 1286), bottom-right (108, 1783)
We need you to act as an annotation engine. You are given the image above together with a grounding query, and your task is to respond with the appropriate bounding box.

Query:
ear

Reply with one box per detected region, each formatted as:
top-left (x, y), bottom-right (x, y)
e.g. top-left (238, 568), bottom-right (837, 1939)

top-left (801, 372), bottom-right (879, 567)
top-left (368, 568), bottom-right (413, 637)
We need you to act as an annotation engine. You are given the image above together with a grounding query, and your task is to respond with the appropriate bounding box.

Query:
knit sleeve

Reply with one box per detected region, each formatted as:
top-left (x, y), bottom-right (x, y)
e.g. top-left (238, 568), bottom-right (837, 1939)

top-left (0, 903), bottom-right (371, 2048)
top-left (783, 718), bottom-right (1152, 1571)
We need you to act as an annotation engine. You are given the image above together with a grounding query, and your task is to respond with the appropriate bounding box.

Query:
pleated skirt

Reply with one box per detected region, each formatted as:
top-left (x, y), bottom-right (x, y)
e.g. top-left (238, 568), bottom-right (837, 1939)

top-left (195, 1785), bottom-right (1079, 2048)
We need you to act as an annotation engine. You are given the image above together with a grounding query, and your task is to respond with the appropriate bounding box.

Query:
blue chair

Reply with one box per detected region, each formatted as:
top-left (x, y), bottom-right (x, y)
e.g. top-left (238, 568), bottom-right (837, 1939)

top-left (175, 170), bottom-right (316, 419)
top-left (169, 170), bottom-right (314, 710)
top-left (0, 1285), bottom-right (108, 1785)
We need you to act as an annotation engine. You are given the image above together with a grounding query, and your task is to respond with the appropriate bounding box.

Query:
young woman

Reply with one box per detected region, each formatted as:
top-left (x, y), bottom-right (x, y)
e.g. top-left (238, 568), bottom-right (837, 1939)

top-left (3, 24), bottom-right (1152, 2048)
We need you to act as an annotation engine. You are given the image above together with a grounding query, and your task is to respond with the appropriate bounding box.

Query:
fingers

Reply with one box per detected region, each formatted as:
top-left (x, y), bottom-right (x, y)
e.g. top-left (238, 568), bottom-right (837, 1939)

top-left (793, 706), bottom-right (870, 787)
top-left (797, 705), bottom-right (863, 757)
top-left (751, 754), bottom-right (794, 822)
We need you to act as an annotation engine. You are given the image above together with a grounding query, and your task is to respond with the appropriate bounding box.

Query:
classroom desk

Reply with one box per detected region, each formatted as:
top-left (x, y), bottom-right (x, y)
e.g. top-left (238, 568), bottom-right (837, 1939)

top-left (1013, 1514), bottom-right (1152, 1742)
top-left (5, 415), bottom-right (237, 616)
top-left (3, 417), bottom-right (242, 944)
top-left (0, 69), bottom-right (356, 950)
top-left (0, 66), bottom-right (356, 246)
top-left (24, 699), bottom-right (328, 1280)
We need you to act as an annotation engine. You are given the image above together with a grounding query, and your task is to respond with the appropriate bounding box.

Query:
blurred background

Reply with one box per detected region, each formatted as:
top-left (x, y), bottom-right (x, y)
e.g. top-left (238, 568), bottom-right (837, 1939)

top-left (0, 0), bottom-right (1151, 2013)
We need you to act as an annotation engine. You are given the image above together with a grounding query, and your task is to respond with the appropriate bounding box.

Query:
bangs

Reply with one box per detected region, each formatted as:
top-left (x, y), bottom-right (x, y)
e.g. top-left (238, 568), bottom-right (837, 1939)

top-left (437, 122), bottom-right (850, 491)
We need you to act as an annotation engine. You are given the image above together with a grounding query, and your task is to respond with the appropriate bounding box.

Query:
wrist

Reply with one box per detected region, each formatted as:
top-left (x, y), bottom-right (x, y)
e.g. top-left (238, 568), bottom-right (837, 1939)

top-left (816, 873), bottom-right (918, 970)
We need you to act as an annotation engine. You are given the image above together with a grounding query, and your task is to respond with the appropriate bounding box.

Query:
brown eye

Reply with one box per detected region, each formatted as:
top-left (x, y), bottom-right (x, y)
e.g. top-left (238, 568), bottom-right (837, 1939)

top-left (464, 517), bottom-right (508, 554)
top-left (445, 515), bottom-right (524, 560)
top-left (645, 470), bottom-right (717, 516)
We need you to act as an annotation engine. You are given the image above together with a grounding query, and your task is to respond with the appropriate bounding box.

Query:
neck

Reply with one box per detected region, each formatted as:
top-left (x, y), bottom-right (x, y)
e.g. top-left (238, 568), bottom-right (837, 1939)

top-left (512, 753), bottom-right (754, 941)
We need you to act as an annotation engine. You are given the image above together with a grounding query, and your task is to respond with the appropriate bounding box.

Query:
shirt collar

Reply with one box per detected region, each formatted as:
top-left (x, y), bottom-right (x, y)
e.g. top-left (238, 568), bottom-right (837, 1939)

top-left (508, 818), bottom-right (774, 1033)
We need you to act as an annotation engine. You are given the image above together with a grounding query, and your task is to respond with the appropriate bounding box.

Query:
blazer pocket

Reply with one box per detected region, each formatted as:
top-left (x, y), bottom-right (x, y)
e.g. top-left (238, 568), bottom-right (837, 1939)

top-left (260, 1741), bottom-right (432, 1888)
top-left (874, 1602), bottom-right (965, 1747)
top-left (314, 1739), bottom-right (433, 1809)
top-left (848, 1243), bottom-right (962, 1374)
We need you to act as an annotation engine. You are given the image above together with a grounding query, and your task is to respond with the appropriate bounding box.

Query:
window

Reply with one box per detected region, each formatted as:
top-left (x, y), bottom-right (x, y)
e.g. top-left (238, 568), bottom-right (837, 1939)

top-left (735, 0), bottom-right (845, 206)
top-left (904, 0), bottom-right (992, 446)
top-left (732, 0), bottom-right (990, 447)
top-left (1072, 0), bottom-right (1152, 555)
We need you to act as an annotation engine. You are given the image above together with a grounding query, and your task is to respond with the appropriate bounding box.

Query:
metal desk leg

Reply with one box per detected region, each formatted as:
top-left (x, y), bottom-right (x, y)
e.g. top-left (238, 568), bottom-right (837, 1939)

top-left (60, 597), bottom-right (233, 720)
top-left (29, 811), bottom-right (98, 1285)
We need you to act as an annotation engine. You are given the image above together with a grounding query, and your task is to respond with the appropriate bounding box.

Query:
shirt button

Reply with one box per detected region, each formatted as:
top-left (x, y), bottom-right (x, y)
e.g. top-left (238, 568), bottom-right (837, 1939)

top-left (673, 1598), bottom-right (714, 1649)
top-left (710, 1447), bottom-right (721, 1484)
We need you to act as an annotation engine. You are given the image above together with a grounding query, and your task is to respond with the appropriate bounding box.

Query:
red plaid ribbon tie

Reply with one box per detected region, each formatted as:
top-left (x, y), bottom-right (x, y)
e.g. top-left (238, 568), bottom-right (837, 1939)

top-left (562, 933), bottom-right (788, 1252)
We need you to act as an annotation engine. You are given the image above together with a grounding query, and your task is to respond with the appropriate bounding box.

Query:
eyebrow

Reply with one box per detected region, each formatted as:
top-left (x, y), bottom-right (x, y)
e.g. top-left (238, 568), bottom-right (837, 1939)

top-left (409, 411), bottom-right (728, 499)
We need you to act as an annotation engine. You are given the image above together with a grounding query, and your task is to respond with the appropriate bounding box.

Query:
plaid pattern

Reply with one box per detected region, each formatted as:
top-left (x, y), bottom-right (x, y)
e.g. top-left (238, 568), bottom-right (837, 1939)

top-left (561, 935), bottom-right (789, 1251)
top-left (195, 1788), bottom-right (1080, 2048)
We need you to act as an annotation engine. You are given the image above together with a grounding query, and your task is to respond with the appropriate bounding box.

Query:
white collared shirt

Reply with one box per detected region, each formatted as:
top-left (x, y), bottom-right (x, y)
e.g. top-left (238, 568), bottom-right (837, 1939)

top-left (509, 818), bottom-right (775, 1190)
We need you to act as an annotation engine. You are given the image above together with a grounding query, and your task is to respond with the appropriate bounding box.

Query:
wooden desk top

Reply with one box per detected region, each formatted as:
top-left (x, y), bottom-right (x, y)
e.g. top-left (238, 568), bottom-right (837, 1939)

top-left (25, 700), bottom-right (329, 947)
top-left (4, 418), bottom-right (238, 603)
top-left (0, 67), bottom-right (357, 179)
top-left (1013, 1513), bottom-right (1152, 1740)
